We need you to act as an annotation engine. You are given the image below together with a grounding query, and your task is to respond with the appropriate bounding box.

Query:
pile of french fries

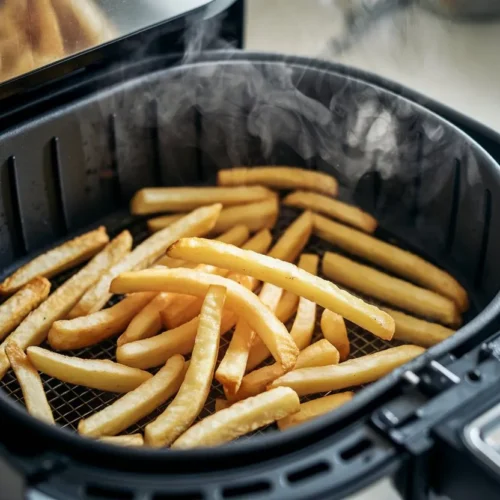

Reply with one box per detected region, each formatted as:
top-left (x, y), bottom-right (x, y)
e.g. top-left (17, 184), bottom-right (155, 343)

top-left (0, 0), bottom-right (115, 84)
top-left (0, 166), bottom-right (468, 449)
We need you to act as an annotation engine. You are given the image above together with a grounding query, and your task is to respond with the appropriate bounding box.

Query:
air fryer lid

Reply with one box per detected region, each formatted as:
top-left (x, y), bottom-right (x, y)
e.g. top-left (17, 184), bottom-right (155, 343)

top-left (1, 53), bottom-right (500, 500)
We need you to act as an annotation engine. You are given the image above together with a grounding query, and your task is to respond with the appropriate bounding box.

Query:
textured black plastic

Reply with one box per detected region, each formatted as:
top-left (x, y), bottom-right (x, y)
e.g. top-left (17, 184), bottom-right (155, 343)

top-left (1, 51), bottom-right (500, 499)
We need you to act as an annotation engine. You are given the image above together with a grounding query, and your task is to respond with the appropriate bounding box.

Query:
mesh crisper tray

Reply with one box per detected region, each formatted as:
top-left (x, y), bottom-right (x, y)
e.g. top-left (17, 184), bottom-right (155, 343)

top-left (0, 205), bottom-right (405, 439)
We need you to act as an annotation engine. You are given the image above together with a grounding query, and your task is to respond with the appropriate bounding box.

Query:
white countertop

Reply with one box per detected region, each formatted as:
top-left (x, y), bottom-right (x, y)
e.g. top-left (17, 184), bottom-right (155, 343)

top-left (245, 0), bottom-right (500, 134)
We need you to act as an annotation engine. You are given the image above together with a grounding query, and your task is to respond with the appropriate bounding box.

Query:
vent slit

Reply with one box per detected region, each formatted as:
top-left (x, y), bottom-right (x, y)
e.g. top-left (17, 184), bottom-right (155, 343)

top-left (223, 480), bottom-right (272, 498)
top-left (287, 461), bottom-right (330, 484)
top-left (194, 108), bottom-right (205, 182)
top-left (107, 113), bottom-right (122, 206)
top-left (50, 137), bottom-right (69, 234)
top-left (150, 99), bottom-right (163, 186)
top-left (475, 188), bottom-right (492, 288)
top-left (445, 158), bottom-right (461, 253)
top-left (4, 156), bottom-right (27, 255)
top-left (340, 438), bottom-right (374, 461)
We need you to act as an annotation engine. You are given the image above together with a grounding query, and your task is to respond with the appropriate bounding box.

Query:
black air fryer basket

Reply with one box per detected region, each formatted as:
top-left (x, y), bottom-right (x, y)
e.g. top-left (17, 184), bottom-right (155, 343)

top-left (3, 2), bottom-right (500, 499)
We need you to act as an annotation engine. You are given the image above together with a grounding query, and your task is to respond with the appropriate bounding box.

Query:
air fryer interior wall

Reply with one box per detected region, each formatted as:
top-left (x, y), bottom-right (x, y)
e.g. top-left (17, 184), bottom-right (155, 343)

top-left (0, 55), bottom-right (500, 467)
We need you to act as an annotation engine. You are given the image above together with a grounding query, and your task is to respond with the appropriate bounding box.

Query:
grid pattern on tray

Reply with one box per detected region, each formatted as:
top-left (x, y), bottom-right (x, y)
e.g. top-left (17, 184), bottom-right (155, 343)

top-left (0, 206), bottom-right (411, 439)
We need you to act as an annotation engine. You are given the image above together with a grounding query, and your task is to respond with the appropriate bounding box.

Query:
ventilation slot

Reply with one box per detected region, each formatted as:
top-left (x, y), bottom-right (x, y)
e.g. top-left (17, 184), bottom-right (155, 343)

top-left (153, 491), bottom-right (203, 500)
top-left (340, 438), bottom-right (374, 461)
top-left (149, 99), bottom-right (163, 186)
top-left (50, 137), bottom-right (69, 235)
top-left (2, 155), bottom-right (27, 255)
top-left (222, 480), bottom-right (272, 498)
top-left (105, 114), bottom-right (122, 207)
top-left (86, 484), bottom-right (134, 500)
top-left (475, 188), bottom-right (492, 288)
top-left (445, 158), bottom-right (461, 253)
top-left (287, 460), bottom-right (330, 484)
top-left (195, 108), bottom-right (205, 182)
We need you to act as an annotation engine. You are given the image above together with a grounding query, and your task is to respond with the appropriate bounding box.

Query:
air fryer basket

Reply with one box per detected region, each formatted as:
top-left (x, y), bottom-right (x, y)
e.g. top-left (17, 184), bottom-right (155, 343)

top-left (1, 53), bottom-right (500, 499)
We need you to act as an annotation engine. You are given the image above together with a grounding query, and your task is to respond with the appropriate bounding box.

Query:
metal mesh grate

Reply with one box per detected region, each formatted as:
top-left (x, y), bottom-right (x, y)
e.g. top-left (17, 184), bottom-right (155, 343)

top-left (0, 206), bottom-right (424, 441)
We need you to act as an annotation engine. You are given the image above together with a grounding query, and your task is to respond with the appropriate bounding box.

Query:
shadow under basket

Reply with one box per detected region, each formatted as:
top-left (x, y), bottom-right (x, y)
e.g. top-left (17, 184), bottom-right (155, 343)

top-left (1, 53), bottom-right (500, 500)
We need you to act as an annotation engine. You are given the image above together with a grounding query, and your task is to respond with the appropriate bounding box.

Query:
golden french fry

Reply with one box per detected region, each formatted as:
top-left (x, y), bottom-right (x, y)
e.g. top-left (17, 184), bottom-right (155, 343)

top-left (156, 225), bottom-right (250, 267)
top-left (215, 399), bottom-right (231, 412)
top-left (217, 166), bottom-right (338, 196)
top-left (145, 286), bottom-right (226, 447)
top-left (284, 191), bottom-right (377, 233)
top-left (78, 355), bottom-right (187, 438)
top-left (321, 309), bottom-right (349, 361)
top-left (244, 253), bottom-right (317, 378)
top-left (111, 269), bottom-right (299, 371)
top-left (0, 232), bottom-right (132, 379)
top-left (132, 186), bottom-right (274, 215)
top-left (269, 345), bottom-right (425, 396)
top-left (148, 214), bottom-right (185, 233)
top-left (117, 311), bottom-right (237, 370)
top-left (69, 204), bottom-right (222, 318)
top-left (172, 387), bottom-right (300, 449)
top-left (215, 281), bottom-right (283, 393)
top-left (212, 197), bottom-right (279, 234)
top-left (161, 229), bottom-right (273, 330)
top-left (0, 226), bottom-right (110, 295)
top-left (277, 392), bottom-right (354, 430)
top-left (48, 292), bottom-right (156, 351)
top-left (314, 214), bottom-right (468, 312)
top-left (99, 434), bottom-right (144, 447)
top-left (231, 339), bottom-right (339, 402)
top-left (382, 308), bottom-right (455, 347)
top-left (167, 238), bottom-right (395, 340)
top-left (275, 290), bottom-right (299, 323)
top-left (0, 277), bottom-right (50, 342)
top-left (5, 342), bottom-right (54, 424)
top-left (268, 211), bottom-right (313, 262)
top-left (117, 293), bottom-right (174, 347)
top-left (323, 252), bottom-right (461, 328)
top-left (28, 0), bottom-right (64, 63)
top-left (27, 347), bottom-right (152, 393)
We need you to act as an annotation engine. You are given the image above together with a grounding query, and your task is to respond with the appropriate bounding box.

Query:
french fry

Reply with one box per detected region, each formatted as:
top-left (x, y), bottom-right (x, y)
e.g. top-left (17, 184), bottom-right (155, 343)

top-left (172, 387), bottom-right (300, 449)
top-left (111, 269), bottom-right (299, 371)
top-left (148, 213), bottom-right (185, 233)
top-left (269, 345), bottom-right (425, 396)
top-left (0, 277), bottom-right (50, 342)
top-left (245, 253), bottom-right (318, 374)
top-left (116, 292), bottom-right (175, 347)
top-left (277, 392), bottom-right (354, 431)
top-left (215, 399), bottom-right (231, 412)
top-left (27, 347), bottom-right (152, 393)
top-left (323, 252), bottom-right (461, 327)
top-left (145, 286), bottom-right (226, 447)
top-left (78, 355), bottom-right (187, 438)
top-left (275, 290), bottom-right (300, 324)
top-left (231, 339), bottom-right (339, 402)
top-left (382, 308), bottom-right (455, 347)
top-left (131, 186), bottom-right (274, 215)
top-left (215, 282), bottom-right (283, 393)
top-left (321, 309), bottom-right (349, 361)
top-left (214, 214), bottom-right (313, 388)
top-left (156, 225), bottom-right (250, 268)
top-left (167, 238), bottom-right (395, 340)
top-left (0, 226), bottom-right (110, 295)
top-left (28, 0), bottom-right (65, 64)
top-left (161, 229), bottom-right (273, 330)
top-left (117, 273), bottom-right (259, 369)
top-left (69, 204), bottom-right (222, 318)
top-left (48, 292), bottom-right (157, 351)
top-left (99, 434), bottom-right (144, 447)
top-left (212, 197), bottom-right (279, 234)
top-left (314, 214), bottom-right (468, 312)
top-left (0, 232), bottom-right (132, 379)
top-left (5, 342), bottom-right (54, 424)
top-left (117, 311), bottom-right (238, 370)
top-left (217, 166), bottom-right (338, 196)
top-left (284, 191), bottom-right (378, 233)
